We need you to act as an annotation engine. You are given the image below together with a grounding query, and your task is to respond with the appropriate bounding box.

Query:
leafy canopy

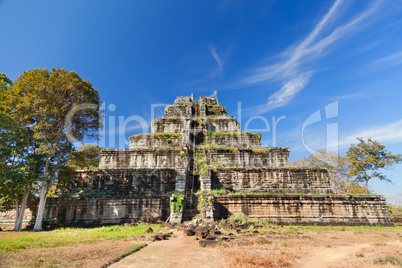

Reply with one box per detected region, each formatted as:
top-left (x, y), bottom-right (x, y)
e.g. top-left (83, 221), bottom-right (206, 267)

top-left (346, 138), bottom-right (402, 188)
top-left (67, 144), bottom-right (102, 171)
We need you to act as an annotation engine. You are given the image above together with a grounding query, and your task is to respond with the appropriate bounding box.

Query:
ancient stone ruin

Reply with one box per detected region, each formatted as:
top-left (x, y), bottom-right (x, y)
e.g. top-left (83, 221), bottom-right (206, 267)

top-left (0, 95), bottom-right (393, 228)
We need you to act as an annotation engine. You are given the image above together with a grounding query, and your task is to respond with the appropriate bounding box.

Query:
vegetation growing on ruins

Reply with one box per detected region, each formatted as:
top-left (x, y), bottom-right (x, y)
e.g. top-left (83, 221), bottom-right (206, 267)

top-left (170, 195), bottom-right (184, 213)
top-left (194, 154), bottom-right (209, 175)
top-left (130, 132), bottom-right (180, 139)
top-left (250, 147), bottom-right (271, 153)
top-left (197, 195), bottom-right (213, 211)
top-left (205, 131), bottom-right (260, 140)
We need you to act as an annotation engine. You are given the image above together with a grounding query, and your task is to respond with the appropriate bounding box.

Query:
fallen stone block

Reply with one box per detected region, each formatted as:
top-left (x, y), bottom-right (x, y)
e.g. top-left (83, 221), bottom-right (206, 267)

top-left (151, 234), bottom-right (161, 241)
top-left (199, 240), bottom-right (219, 248)
top-left (219, 236), bottom-right (234, 241)
top-left (196, 230), bottom-right (207, 239)
top-left (211, 230), bottom-right (222, 235)
top-left (196, 227), bottom-right (207, 232)
top-left (184, 228), bottom-right (195, 236)
top-left (156, 233), bottom-right (166, 240)
top-left (206, 235), bottom-right (216, 240)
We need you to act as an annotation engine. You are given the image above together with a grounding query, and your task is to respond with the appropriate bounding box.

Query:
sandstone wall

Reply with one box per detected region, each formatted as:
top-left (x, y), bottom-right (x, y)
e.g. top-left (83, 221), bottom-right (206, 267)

top-left (204, 132), bottom-right (262, 149)
top-left (208, 148), bottom-right (290, 168)
top-left (164, 105), bottom-right (189, 118)
top-left (214, 194), bottom-right (393, 226)
top-left (205, 105), bottom-right (226, 116)
top-left (129, 133), bottom-right (181, 149)
top-left (58, 169), bottom-right (176, 199)
top-left (99, 149), bottom-right (185, 169)
top-left (212, 168), bottom-right (331, 194)
top-left (0, 197), bottom-right (170, 229)
top-left (0, 206), bottom-right (35, 230)
top-left (207, 117), bottom-right (241, 132)
top-left (151, 118), bottom-right (186, 133)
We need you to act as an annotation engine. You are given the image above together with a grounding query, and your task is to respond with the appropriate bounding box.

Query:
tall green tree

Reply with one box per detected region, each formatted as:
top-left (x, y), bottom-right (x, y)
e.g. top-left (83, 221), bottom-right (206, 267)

top-left (0, 73), bottom-right (43, 231)
top-left (0, 112), bottom-right (43, 230)
top-left (0, 73), bottom-right (13, 108)
top-left (346, 138), bottom-right (402, 189)
top-left (67, 144), bottom-right (102, 171)
top-left (6, 68), bottom-right (101, 230)
top-left (0, 73), bottom-right (12, 91)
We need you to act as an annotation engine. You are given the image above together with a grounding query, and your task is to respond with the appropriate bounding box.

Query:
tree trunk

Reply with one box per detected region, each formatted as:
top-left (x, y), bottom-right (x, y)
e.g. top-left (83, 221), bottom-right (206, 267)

top-left (14, 195), bottom-right (19, 229)
top-left (33, 154), bottom-right (52, 231)
top-left (33, 181), bottom-right (49, 231)
top-left (14, 185), bottom-right (31, 231)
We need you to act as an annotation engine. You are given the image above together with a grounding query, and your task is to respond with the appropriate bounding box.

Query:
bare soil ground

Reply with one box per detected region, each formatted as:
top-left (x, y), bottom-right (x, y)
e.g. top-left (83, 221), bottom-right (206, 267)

top-left (111, 226), bottom-right (402, 268)
top-left (110, 233), bottom-right (222, 268)
top-left (219, 226), bottom-right (402, 268)
top-left (1, 226), bottom-right (401, 267)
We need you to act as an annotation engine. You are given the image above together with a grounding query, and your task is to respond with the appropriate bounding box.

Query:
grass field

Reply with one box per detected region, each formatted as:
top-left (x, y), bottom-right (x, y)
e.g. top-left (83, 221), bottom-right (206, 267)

top-left (0, 224), bottom-right (165, 267)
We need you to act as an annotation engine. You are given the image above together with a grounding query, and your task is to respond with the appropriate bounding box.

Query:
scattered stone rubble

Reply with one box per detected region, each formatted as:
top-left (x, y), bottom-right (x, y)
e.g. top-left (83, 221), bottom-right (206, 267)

top-left (171, 216), bottom-right (312, 248)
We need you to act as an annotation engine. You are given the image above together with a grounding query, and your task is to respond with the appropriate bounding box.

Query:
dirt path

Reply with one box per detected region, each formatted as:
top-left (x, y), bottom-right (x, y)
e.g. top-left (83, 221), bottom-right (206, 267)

top-left (296, 240), bottom-right (402, 268)
top-left (296, 244), bottom-right (370, 268)
top-left (109, 234), bottom-right (223, 268)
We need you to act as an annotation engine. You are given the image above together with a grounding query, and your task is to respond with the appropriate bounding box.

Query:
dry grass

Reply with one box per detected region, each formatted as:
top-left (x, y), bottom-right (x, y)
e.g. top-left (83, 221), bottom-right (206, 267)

top-left (221, 248), bottom-right (295, 268)
top-left (1, 240), bottom-right (146, 267)
top-left (218, 225), bottom-right (402, 268)
top-left (0, 224), bottom-right (164, 267)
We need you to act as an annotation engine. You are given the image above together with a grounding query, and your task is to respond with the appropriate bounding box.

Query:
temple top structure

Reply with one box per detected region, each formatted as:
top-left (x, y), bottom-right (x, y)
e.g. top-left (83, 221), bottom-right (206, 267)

top-left (164, 95), bottom-right (227, 118)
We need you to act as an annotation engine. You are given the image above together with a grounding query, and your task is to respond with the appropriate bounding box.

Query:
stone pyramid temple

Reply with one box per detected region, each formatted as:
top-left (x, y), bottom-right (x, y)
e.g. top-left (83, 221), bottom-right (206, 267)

top-left (0, 95), bottom-right (393, 228)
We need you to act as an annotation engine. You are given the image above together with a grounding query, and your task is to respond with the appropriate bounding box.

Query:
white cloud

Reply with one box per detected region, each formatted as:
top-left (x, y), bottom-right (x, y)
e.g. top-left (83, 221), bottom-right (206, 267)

top-left (209, 46), bottom-right (224, 77)
top-left (242, 0), bottom-right (382, 115)
top-left (208, 90), bottom-right (218, 98)
top-left (368, 50), bottom-right (402, 70)
top-left (267, 73), bottom-right (311, 109)
top-left (336, 119), bottom-right (402, 149)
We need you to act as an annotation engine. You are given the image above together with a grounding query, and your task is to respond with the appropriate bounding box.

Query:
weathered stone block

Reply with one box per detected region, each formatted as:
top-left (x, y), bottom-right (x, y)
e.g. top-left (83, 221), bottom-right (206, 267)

top-left (199, 240), bottom-right (219, 247)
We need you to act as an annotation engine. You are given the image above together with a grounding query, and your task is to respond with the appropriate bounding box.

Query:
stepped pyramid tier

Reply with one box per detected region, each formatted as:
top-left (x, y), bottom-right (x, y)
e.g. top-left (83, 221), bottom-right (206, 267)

top-left (0, 95), bottom-right (393, 229)
top-left (97, 94), bottom-right (330, 195)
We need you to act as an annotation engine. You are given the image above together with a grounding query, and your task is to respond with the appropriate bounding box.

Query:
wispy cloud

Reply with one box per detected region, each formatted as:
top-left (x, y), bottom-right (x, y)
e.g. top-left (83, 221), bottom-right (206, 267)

top-left (267, 73), bottom-right (311, 109)
top-left (208, 90), bottom-right (218, 98)
top-left (209, 45), bottom-right (224, 77)
top-left (367, 50), bottom-right (402, 70)
top-left (335, 119), bottom-right (402, 149)
top-left (243, 0), bottom-right (382, 115)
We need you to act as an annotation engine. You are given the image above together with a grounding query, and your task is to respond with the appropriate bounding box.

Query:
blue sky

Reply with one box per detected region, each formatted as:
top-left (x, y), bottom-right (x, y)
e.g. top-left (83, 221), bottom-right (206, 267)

top-left (1, 0), bottom-right (401, 199)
